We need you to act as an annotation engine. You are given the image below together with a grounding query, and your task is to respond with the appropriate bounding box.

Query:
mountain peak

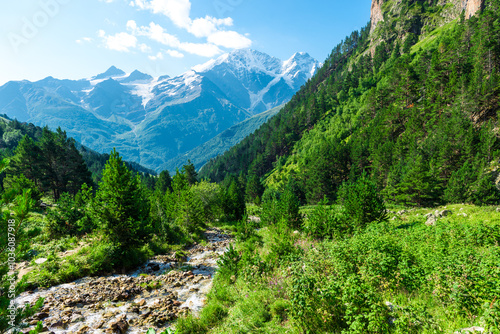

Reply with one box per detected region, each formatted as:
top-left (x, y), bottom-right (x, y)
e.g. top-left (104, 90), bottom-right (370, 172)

top-left (93, 66), bottom-right (126, 80)
top-left (282, 52), bottom-right (321, 85)
top-left (193, 48), bottom-right (283, 75)
top-left (119, 70), bottom-right (153, 84)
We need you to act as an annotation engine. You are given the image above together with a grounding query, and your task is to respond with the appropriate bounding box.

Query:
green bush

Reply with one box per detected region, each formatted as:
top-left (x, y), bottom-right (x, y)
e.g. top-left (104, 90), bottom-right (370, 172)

top-left (337, 173), bottom-right (387, 232)
top-left (303, 197), bottom-right (346, 238)
top-left (45, 193), bottom-right (83, 237)
top-left (261, 186), bottom-right (302, 229)
top-left (216, 243), bottom-right (241, 282)
top-left (270, 299), bottom-right (291, 322)
top-left (3, 173), bottom-right (42, 202)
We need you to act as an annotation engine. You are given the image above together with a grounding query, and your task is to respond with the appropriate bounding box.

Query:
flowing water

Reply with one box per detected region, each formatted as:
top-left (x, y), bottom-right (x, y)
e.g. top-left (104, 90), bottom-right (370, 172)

top-left (12, 228), bottom-right (232, 334)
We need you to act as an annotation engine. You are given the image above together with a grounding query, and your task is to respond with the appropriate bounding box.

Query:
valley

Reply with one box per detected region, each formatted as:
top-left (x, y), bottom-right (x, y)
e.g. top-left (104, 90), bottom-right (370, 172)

top-left (1, 0), bottom-right (500, 333)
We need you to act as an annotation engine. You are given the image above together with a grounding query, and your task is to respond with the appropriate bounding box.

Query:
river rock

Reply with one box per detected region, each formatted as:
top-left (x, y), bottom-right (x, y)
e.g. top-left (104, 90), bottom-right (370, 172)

top-left (106, 314), bottom-right (129, 334)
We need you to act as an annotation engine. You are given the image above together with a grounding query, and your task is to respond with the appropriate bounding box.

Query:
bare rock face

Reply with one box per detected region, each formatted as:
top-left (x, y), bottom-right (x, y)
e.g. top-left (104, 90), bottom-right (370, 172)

top-left (370, 0), bottom-right (484, 35)
top-left (465, 0), bottom-right (484, 19)
top-left (370, 0), bottom-right (385, 32)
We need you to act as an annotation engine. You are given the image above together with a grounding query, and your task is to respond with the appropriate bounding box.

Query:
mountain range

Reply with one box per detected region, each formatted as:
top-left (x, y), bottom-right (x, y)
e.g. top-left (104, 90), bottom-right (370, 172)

top-left (0, 49), bottom-right (320, 172)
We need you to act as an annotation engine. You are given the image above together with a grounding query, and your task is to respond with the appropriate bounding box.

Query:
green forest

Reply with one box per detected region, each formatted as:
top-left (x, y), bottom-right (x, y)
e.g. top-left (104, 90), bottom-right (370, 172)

top-left (2, 0), bottom-right (500, 333)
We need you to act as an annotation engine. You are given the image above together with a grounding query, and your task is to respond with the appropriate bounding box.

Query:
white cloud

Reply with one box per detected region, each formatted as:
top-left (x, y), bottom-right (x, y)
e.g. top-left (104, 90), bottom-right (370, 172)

top-left (166, 49), bottom-right (184, 58)
top-left (179, 42), bottom-right (221, 57)
top-left (99, 30), bottom-right (137, 52)
top-left (129, 22), bottom-right (180, 48)
top-left (76, 37), bottom-right (93, 44)
top-left (99, 0), bottom-right (251, 60)
top-left (128, 21), bottom-right (222, 57)
top-left (208, 31), bottom-right (252, 49)
top-left (129, 0), bottom-right (252, 52)
top-left (139, 43), bottom-right (152, 53)
top-left (130, 0), bottom-right (192, 28)
top-left (126, 20), bottom-right (138, 31)
top-left (149, 51), bottom-right (164, 60)
top-left (189, 16), bottom-right (233, 38)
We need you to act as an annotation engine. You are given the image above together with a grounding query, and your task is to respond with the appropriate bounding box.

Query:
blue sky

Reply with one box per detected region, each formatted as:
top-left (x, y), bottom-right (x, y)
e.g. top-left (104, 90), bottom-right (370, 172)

top-left (0, 0), bottom-right (371, 85)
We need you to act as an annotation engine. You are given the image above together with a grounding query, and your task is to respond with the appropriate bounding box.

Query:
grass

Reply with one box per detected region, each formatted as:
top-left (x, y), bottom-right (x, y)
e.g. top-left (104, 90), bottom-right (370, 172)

top-left (410, 19), bottom-right (458, 54)
top-left (173, 203), bottom-right (500, 333)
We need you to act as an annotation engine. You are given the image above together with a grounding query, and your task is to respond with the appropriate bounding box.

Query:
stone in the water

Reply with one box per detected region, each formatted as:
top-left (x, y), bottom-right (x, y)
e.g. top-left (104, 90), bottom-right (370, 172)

top-left (106, 314), bottom-right (129, 334)
top-left (147, 263), bottom-right (161, 271)
top-left (33, 312), bottom-right (50, 320)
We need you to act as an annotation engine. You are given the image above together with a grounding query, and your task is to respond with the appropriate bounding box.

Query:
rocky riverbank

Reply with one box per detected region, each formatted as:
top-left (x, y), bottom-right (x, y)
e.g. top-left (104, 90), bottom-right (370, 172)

top-left (13, 228), bottom-right (232, 334)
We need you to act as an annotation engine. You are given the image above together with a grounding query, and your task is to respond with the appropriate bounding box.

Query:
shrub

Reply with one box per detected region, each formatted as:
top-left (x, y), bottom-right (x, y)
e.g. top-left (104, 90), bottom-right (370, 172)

top-left (270, 299), bottom-right (291, 322)
top-left (303, 196), bottom-right (346, 238)
top-left (46, 193), bottom-right (82, 237)
top-left (337, 173), bottom-right (387, 232)
top-left (216, 243), bottom-right (241, 282)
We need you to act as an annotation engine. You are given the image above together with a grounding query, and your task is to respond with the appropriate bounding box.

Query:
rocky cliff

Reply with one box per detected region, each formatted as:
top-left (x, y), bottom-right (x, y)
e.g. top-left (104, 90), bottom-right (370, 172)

top-left (465, 0), bottom-right (484, 18)
top-left (370, 0), bottom-right (485, 34)
top-left (370, 0), bottom-right (385, 32)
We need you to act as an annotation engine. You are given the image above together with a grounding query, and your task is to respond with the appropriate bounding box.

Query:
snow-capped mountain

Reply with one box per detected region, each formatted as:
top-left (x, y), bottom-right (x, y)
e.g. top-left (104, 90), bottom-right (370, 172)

top-left (194, 49), bottom-right (320, 114)
top-left (0, 49), bottom-right (320, 171)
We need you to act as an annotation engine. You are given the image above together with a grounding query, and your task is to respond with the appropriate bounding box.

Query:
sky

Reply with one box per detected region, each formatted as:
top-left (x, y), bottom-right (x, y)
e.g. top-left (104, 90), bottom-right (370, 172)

top-left (0, 0), bottom-right (372, 85)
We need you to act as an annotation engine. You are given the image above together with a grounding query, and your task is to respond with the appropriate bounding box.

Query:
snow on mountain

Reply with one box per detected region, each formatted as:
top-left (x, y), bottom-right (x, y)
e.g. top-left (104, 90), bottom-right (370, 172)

top-left (282, 52), bottom-right (322, 89)
top-left (92, 66), bottom-right (126, 80)
top-left (193, 48), bottom-right (321, 114)
top-left (0, 49), bottom-right (320, 171)
top-left (119, 70), bottom-right (153, 84)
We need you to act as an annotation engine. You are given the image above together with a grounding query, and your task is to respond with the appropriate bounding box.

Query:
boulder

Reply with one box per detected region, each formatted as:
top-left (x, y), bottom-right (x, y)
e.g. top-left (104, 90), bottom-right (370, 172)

top-left (435, 209), bottom-right (452, 217)
top-left (425, 214), bottom-right (438, 226)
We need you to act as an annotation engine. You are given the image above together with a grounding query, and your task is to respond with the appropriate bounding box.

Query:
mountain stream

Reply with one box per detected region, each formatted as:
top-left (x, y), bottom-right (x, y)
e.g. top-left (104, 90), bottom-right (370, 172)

top-left (12, 228), bottom-right (232, 334)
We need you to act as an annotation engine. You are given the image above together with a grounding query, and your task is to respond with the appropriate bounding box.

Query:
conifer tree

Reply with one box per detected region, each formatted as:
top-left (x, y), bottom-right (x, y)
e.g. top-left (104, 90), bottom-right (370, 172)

top-left (183, 160), bottom-right (198, 186)
top-left (223, 178), bottom-right (246, 221)
top-left (6, 135), bottom-right (42, 188)
top-left (92, 149), bottom-right (151, 247)
top-left (443, 160), bottom-right (475, 204)
top-left (338, 173), bottom-right (387, 231)
top-left (156, 170), bottom-right (173, 193)
top-left (245, 174), bottom-right (264, 204)
top-left (278, 184), bottom-right (303, 229)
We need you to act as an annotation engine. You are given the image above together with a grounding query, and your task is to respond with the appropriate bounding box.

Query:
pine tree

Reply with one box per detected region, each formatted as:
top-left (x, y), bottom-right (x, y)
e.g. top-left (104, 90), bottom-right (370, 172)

top-left (245, 174), bottom-right (264, 204)
top-left (443, 160), bottom-right (475, 204)
top-left (156, 170), bottom-right (173, 193)
top-left (223, 178), bottom-right (246, 221)
top-left (6, 135), bottom-right (42, 189)
top-left (385, 155), bottom-right (442, 207)
top-left (338, 173), bottom-right (387, 231)
top-left (183, 160), bottom-right (198, 186)
top-left (92, 149), bottom-right (151, 247)
top-left (278, 184), bottom-right (303, 229)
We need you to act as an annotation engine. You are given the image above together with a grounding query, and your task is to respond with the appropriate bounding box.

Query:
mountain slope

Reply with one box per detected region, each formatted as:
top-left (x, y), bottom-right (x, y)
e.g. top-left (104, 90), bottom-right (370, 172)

top-left (0, 50), bottom-right (319, 172)
top-left (163, 104), bottom-right (284, 172)
top-left (201, 0), bottom-right (500, 207)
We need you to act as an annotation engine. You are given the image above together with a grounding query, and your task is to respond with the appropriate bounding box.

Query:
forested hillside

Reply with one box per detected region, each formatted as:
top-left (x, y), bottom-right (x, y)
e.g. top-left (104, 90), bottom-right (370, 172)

top-left (0, 116), bottom-right (155, 191)
top-left (2, 0), bottom-right (500, 333)
top-left (201, 0), bottom-right (500, 207)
